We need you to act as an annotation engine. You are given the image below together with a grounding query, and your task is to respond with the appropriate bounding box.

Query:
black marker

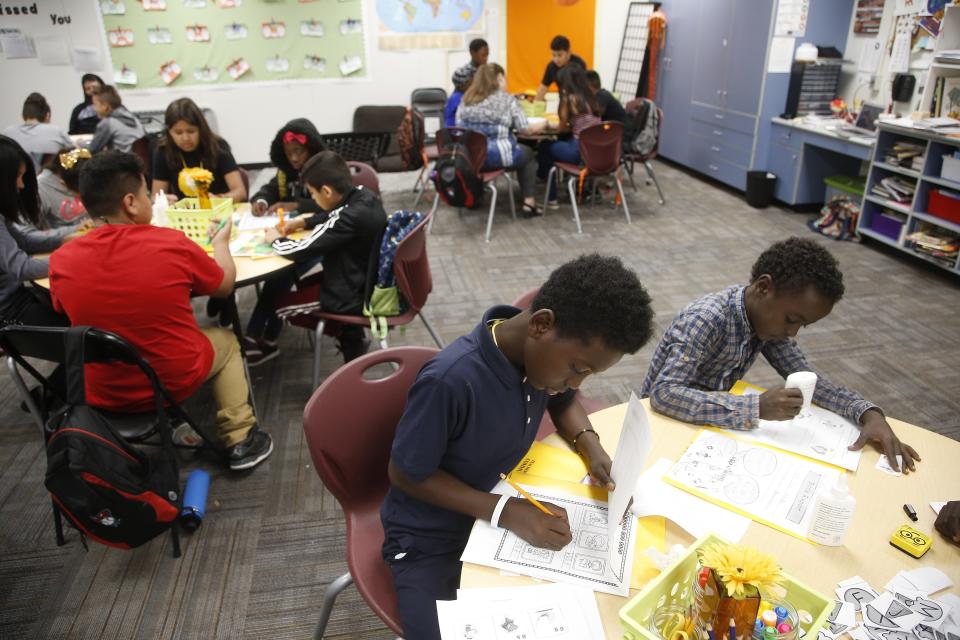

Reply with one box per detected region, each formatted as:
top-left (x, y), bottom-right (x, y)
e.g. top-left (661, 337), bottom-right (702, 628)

top-left (903, 503), bottom-right (918, 522)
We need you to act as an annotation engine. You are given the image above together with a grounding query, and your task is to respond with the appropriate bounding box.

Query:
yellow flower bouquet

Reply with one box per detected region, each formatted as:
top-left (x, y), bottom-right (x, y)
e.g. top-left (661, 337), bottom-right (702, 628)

top-left (178, 167), bottom-right (215, 209)
top-left (696, 543), bottom-right (783, 640)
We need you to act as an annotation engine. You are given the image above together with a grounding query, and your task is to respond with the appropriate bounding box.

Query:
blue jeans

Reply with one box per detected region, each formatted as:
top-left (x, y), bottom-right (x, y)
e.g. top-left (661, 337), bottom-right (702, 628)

top-left (537, 138), bottom-right (582, 201)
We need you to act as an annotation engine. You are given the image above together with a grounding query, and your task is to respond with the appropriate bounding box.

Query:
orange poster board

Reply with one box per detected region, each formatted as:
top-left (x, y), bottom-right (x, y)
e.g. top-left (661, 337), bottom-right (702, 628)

top-left (505, 0), bottom-right (596, 94)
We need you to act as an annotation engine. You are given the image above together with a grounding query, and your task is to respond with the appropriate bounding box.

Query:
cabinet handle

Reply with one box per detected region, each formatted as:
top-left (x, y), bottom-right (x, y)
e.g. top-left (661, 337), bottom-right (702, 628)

top-left (709, 164), bottom-right (719, 171)
top-left (711, 146), bottom-right (721, 152)
top-left (722, 90), bottom-right (728, 97)
top-left (716, 90), bottom-right (721, 96)
top-left (714, 113), bottom-right (724, 119)
top-left (713, 130), bottom-right (723, 136)
top-left (792, 154), bottom-right (798, 160)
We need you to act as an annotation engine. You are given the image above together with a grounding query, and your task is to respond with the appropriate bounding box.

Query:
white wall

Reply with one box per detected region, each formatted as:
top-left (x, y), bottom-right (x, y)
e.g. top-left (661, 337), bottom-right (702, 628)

top-left (2, 0), bottom-right (506, 164)
top-left (593, 0), bottom-right (633, 93)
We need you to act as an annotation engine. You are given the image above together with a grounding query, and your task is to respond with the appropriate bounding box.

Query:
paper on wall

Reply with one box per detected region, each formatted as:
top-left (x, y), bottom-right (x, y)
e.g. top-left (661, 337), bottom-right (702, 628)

top-left (35, 36), bottom-right (71, 66)
top-left (890, 31), bottom-right (911, 75)
top-left (859, 38), bottom-right (883, 75)
top-left (768, 36), bottom-right (796, 74)
top-left (0, 29), bottom-right (36, 59)
top-left (632, 458), bottom-right (751, 542)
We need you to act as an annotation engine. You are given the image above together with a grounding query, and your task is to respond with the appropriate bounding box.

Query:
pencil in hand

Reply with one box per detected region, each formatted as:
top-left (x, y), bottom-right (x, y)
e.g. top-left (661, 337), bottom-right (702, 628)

top-left (499, 472), bottom-right (556, 517)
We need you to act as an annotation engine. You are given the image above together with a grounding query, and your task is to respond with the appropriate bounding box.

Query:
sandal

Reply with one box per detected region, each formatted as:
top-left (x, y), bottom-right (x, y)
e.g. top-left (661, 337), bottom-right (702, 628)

top-left (521, 202), bottom-right (544, 218)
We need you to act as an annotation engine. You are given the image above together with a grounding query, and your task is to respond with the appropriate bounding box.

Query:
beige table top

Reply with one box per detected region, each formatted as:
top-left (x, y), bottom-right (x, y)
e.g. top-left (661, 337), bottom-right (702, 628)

top-left (461, 398), bottom-right (960, 639)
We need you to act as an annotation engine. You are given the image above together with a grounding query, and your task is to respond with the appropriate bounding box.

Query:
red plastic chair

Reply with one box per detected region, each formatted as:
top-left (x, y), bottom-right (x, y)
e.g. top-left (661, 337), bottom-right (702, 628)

top-left (621, 106), bottom-right (666, 205)
top-left (303, 346), bottom-right (440, 640)
top-left (346, 161), bottom-right (381, 196)
top-left (543, 121), bottom-right (631, 234)
top-left (427, 127), bottom-right (516, 243)
top-left (299, 212), bottom-right (444, 389)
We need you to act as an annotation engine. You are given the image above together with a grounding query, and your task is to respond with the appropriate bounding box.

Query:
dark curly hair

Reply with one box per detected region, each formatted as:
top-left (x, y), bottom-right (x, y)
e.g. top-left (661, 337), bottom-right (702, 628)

top-left (750, 237), bottom-right (845, 302)
top-left (532, 254), bottom-right (654, 354)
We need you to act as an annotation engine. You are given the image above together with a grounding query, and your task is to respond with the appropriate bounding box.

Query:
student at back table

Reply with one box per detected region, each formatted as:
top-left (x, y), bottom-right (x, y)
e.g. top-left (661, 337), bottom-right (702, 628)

top-left (3, 93), bottom-right (73, 171)
top-left (381, 254), bottom-right (655, 639)
top-left (640, 236), bottom-right (920, 473)
top-left (533, 34), bottom-right (587, 102)
top-left (585, 70), bottom-right (627, 124)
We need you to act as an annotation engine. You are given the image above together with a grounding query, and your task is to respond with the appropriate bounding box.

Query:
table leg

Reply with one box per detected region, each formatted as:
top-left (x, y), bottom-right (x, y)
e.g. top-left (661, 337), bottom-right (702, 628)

top-left (224, 291), bottom-right (260, 421)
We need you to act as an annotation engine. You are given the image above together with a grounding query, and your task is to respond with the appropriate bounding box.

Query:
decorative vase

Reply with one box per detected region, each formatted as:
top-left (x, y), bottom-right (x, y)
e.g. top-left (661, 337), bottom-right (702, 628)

top-left (694, 567), bottom-right (761, 640)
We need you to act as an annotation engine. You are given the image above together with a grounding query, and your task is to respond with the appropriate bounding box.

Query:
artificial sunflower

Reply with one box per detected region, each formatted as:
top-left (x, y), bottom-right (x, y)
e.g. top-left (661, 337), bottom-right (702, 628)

top-left (698, 542), bottom-right (782, 598)
top-left (178, 167), bottom-right (215, 207)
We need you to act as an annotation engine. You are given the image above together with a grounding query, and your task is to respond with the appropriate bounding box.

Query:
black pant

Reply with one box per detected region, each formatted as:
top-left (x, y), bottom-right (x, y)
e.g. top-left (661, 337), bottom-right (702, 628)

top-left (387, 550), bottom-right (462, 640)
top-left (0, 286), bottom-right (69, 328)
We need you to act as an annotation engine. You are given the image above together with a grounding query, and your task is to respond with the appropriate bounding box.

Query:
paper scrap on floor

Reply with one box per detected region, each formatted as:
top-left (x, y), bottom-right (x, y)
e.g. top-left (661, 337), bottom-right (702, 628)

top-left (437, 583), bottom-right (605, 639)
top-left (663, 429), bottom-right (842, 541)
top-left (460, 481), bottom-right (638, 596)
top-left (829, 571), bottom-right (959, 640)
top-left (732, 381), bottom-right (862, 470)
top-left (632, 457), bottom-right (751, 542)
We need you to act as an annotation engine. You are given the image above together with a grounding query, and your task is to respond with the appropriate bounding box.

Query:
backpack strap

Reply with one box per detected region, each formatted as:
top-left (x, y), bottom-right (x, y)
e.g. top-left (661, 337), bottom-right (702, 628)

top-left (63, 326), bottom-right (92, 407)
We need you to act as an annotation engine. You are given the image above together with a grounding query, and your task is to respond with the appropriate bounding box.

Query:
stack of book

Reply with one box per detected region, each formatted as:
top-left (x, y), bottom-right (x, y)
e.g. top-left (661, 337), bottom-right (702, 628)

top-left (883, 141), bottom-right (925, 170)
top-left (871, 176), bottom-right (916, 204)
top-left (935, 50), bottom-right (960, 64)
top-left (905, 229), bottom-right (960, 267)
top-left (929, 75), bottom-right (960, 119)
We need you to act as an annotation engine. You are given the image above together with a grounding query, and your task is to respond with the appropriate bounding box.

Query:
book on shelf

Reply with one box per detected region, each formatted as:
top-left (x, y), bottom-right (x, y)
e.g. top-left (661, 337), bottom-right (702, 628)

top-left (871, 176), bottom-right (915, 203)
top-left (905, 228), bottom-right (960, 267)
top-left (883, 141), bottom-right (925, 169)
top-left (880, 208), bottom-right (908, 224)
top-left (942, 78), bottom-right (960, 119)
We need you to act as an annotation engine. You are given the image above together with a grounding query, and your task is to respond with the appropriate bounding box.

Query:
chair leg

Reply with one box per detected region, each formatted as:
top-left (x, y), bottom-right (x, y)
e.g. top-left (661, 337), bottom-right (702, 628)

top-left (419, 311), bottom-right (446, 348)
top-left (567, 176), bottom-right (582, 234)
top-left (542, 166), bottom-right (557, 213)
top-left (52, 500), bottom-right (66, 546)
top-left (312, 320), bottom-right (325, 390)
top-left (314, 571), bottom-right (354, 640)
top-left (616, 175), bottom-right (632, 224)
top-left (427, 192), bottom-right (440, 234)
top-left (7, 357), bottom-right (45, 435)
top-left (412, 164), bottom-right (429, 209)
top-left (484, 182), bottom-right (498, 243)
top-left (170, 520), bottom-right (182, 558)
top-left (645, 160), bottom-right (666, 204)
top-left (506, 175), bottom-right (516, 220)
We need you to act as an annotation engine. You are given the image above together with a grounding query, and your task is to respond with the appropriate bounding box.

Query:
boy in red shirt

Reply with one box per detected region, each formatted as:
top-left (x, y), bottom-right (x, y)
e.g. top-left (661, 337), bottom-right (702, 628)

top-left (49, 150), bottom-right (272, 471)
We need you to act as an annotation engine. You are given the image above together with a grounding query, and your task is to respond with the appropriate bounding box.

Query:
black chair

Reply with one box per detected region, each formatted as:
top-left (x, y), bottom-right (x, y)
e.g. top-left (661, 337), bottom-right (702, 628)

top-left (319, 131), bottom-right (392, 170)
top-left (0, 325), bottom-right (214, 554)
top-left (411, 87), bottom-right (448, 144)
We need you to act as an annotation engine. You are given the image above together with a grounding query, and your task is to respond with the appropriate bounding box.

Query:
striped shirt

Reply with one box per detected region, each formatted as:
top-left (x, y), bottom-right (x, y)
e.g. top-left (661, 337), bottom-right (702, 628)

top-left (455, 90), bottom-right (528, 168)
top-left (639, 285), bottom-right (877, 430)
top-left (571, 112), bottom-right (601, 139)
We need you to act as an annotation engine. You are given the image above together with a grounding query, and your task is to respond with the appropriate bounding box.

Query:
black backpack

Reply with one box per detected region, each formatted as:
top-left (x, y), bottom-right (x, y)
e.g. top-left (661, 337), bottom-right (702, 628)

top-left (432, 142), bottom-right (484, 209)
top-left (44, 327), bottom-right (181, 550)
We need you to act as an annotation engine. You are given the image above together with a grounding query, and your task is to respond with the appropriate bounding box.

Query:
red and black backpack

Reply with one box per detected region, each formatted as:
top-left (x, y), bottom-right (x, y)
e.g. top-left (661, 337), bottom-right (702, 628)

top-left (432, 140), bottom-right (484, 209)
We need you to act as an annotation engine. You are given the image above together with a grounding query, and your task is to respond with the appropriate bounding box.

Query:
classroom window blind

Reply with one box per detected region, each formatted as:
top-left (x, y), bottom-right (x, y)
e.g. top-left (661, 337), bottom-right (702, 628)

top-left (612, 2), bottom-right (654, 99)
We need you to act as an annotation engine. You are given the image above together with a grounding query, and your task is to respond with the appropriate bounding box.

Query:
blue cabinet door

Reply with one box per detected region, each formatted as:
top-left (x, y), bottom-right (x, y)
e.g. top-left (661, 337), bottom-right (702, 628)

top-left (725, 0), bottom-right (774, 116)
top-left (768, 143), bottom-right (801, 204)
top-left (656, 0), bottom-right (701, 164)
top-left (691, 0), bottom-right (732, 108)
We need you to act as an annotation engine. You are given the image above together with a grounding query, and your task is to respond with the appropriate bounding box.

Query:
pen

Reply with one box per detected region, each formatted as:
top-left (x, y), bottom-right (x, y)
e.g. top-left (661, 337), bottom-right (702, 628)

top-left (277, 207), bottom-right (285, 236)
top-left (499, 473), bottom-right (555, 516)
top-left (211, 216), bottom-right (228, 241)
top-left (903, 503), bottom-right (918, 522)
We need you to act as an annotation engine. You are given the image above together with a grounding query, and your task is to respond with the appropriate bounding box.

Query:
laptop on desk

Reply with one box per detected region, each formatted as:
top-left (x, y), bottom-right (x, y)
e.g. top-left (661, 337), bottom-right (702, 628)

top-left (836, 103), bottom-right (883, 137)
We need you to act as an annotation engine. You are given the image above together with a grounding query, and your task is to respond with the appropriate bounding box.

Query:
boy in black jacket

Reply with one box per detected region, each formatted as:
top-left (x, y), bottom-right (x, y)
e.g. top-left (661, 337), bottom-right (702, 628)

top-left (251, 118), bottom-right (326, 217)
top-left (245, 151), bottom-right (386, 365)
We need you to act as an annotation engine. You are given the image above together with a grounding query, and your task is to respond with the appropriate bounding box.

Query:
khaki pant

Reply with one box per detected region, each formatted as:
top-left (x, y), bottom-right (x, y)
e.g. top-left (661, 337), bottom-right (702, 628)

top-left (201, 327), bottom-right (256, 447)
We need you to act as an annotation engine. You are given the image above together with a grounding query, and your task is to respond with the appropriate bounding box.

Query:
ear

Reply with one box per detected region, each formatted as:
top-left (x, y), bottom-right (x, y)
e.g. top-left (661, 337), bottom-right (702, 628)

top-left (321, 184), bottom-right (336, 199)
top-left (120, 192), bottom-right (139, 222)
top-left (527, 309), bottom-right (555, 339)
top-left (754, 274), bottom-right (774, 297)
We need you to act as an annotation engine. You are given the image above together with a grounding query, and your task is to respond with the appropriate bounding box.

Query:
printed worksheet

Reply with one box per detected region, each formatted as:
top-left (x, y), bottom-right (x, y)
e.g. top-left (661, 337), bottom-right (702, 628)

top-left (437, 583), bottom-right (605, 640)
top-left (460, 482), bottom-right (637, 596)
top-left (664, 430), bottom-right (842, 540)
top-left (739, 387), bottom-right (863, 470)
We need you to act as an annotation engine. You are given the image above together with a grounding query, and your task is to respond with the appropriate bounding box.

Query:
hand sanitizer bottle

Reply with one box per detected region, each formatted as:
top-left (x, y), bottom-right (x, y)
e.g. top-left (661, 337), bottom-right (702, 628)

top-left (807, 474), bottom-right (856, 546)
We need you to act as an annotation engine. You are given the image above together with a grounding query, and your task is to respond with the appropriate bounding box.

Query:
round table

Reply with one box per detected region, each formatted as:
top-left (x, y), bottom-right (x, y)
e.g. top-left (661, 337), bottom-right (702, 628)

top-left (461, 398), bottom-right (960, 640)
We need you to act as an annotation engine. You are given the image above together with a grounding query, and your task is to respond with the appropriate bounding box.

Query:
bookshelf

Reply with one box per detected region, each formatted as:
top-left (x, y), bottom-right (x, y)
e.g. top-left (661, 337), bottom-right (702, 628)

top-left (857, 123), bottom-right (960, 274)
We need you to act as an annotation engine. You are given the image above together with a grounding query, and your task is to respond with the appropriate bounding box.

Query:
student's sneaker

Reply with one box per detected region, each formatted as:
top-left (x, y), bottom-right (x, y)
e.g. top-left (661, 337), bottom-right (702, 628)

top-left (246, 340), bottom-right (279, 367)
top-left (546, 199), bottom-right (560, 210)
top-left (227, 427), bottom-right (273, 471)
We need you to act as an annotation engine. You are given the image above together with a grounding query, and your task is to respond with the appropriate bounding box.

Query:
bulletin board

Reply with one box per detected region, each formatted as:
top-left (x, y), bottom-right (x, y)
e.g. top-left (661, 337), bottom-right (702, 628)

top-left (98, 0), bottom-right (366, 90)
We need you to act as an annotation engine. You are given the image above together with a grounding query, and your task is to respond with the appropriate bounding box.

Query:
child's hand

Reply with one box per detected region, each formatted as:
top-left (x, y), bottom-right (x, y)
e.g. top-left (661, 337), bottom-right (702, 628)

top-left (210, 216), bottom-right (232, 246)
top-left (264, 227), bottom-right (281, 244)
top-left (252, 199), bottom-right (269, 216)
top-left (283, 217), bottom-right (306, 234)
top-left (165, 193), bottom-right (179, 204)
top-left (500, 498), bottom-right (572, 551)
top-left (268, 201), bottom-right (298, 214)
top-left (758, 386), bottom-right (803, 421)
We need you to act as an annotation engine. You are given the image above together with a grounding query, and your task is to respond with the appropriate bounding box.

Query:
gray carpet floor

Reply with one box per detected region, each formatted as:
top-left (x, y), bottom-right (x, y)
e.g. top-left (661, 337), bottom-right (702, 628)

top-left (1, 159), bottom-right (958, 639)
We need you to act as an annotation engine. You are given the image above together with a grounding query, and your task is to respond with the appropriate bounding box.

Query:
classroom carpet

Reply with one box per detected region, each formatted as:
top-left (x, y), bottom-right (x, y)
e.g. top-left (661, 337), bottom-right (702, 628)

top-left (1, 159), bottom-right (958, 639)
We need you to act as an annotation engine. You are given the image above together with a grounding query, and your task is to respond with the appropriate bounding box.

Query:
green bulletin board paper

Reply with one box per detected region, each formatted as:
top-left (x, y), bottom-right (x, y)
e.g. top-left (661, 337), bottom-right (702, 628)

top-left (101, 0), bottom-right (366, 90)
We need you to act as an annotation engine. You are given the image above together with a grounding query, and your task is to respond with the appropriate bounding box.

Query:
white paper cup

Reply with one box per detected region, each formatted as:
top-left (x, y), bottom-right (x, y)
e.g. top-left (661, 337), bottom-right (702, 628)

top-left (785, 371), bottom-right (817, 412)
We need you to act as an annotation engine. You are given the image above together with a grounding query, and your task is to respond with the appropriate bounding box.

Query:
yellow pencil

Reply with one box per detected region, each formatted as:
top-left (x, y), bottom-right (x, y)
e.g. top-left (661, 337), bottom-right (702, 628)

top-left (277, 207), bottom-right (285, 236)
top-left (499, 473), bottom-right (555, 517)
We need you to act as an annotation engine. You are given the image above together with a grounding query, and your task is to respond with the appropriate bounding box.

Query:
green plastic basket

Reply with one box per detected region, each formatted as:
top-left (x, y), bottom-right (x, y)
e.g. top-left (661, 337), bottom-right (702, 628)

top-left (520, 100), bottom-right (547, 117)
top-left (166, 197), bottom-right (233, 245)
top-left (619, 534), bottom-right (831, 640)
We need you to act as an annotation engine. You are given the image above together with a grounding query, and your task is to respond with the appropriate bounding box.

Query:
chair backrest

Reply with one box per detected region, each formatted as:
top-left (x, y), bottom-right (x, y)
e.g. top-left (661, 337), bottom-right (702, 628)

top-left (353, 105), bottom-right (408, 133)
top-left (411, 87), bottom-right (448, 110)
top-left (302, 346), bottom-right (440, 509)
top-left (320, 132), bottom-right (391, 168)
top-left (394, 213), bottom-right (434, 313)
top-left (511, 287), bottom-right (540, 310)
top-left (578, 121), bottom-right (624, 175)
top-left (435, 127), bottom-right (487, 173)
top-left (131, 136), bottom-right (152, 178)
top-left (347, 161), bottom-right (381, 195)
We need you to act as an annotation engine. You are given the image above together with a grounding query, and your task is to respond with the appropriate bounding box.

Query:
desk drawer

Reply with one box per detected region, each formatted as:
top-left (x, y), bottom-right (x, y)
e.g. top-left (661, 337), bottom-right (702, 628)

top-left (688, 132), bottom-right (752, 169)
top-left (689, 120), bottom-right (755, 156)
top-left (770, 124), bottom-right (803, 152)
top-left (688, 153), bottom-right (746, 190)
top-left (690, 102), bottom-right (757, 136)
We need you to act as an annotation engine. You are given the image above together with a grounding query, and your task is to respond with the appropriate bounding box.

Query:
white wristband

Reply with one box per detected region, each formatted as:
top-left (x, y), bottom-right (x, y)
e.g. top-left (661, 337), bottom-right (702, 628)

top-left (490, 494), bottom-right (511, 529)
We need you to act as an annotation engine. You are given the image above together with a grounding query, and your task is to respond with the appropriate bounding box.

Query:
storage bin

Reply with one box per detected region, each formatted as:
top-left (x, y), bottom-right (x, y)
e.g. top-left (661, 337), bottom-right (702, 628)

top-left (619, 534), bottom-right (831, 640)
top-left (823, 175), bottom-right (865, 202)
top-left (870, 211), bottom-right (905, 241)
top-left (927, 188), bottom-right (960, 225)
top-left (166, 197), bottom-right (234, 245)
top-left (941, 154), bottom-right (960, 183)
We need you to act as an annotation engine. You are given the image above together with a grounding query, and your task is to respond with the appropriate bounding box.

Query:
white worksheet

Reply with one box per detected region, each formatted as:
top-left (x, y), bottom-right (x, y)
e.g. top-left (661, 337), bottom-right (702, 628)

top-left (740, 387), bottom-right (863, 470)
top-left (460, 483), bottom-right (637, 596)
top-left (437, 583), bottom-right (605, 640)
top-left (664, 430), bottom-right (842, 540)
top-left (607, 393), bottom-right (651, 543)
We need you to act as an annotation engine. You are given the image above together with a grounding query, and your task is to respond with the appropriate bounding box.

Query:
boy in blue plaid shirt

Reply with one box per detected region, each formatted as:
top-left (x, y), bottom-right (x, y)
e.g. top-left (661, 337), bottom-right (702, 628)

top-left (640, 237), bottom-right (920, 473)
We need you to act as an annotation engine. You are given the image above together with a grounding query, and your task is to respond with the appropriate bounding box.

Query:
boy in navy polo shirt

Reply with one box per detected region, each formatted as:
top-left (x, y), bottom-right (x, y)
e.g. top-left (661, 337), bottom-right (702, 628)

top-left (381, 254), bottom-right (655, 640)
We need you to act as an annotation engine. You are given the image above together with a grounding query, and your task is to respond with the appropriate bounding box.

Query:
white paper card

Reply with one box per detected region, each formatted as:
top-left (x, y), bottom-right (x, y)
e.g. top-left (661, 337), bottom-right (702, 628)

top-left (608, 393), bottom-right (650, 543)
top-left (742, 405), bottom-right (863, 471)
top-left (876, 455), bottom-right (904, 476)
top-left (768, 36), bottom-right (795, 73)
top-left (36, 36), bottom-right (71, 65)
top-left (860, 38), bottom-right (883, 74)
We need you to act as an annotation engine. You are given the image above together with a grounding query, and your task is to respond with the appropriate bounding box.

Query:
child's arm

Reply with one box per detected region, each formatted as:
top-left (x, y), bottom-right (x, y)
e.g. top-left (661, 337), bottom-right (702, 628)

top-left (208, 217), bottom-right (236, 297)
top-left (548, 393), bottom-right (615, 489)
top-left (217, 170), bottom-right (247, 204)
top-left (251, 173), bottom-right (281, 215)
top-left (86, 120), bottom-right (110, 154)
top-left (762, 340), bottom-right (920, 471)
top-left (268, 204), bottom-right (359, 262)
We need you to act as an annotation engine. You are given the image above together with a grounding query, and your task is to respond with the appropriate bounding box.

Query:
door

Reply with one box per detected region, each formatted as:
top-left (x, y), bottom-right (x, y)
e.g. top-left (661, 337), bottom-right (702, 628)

top-left (656, 0), bottom-right (701, 163)
top-left (724, 0), bottom-right (775, 115)
top-left (691, 0), bottom-right (732, 107)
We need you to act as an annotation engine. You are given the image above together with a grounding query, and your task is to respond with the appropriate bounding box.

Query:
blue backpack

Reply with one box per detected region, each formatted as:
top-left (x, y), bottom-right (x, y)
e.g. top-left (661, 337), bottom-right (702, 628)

top-left (363, 210), bottom-right (423, 339)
